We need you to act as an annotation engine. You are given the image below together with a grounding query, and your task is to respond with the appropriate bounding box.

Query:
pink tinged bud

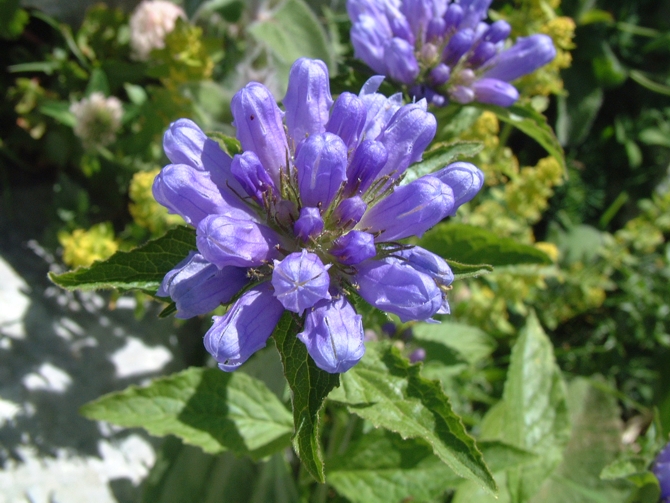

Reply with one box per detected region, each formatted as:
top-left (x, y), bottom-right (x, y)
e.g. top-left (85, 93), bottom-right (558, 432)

top-left (472, 78), bottom-right (519, 107)
top-left (231, 82), bottom-right (288, 186)
top-left (152, 164), bottom-right (252, 226)
top-left (345, 140), bottom-right (388, 195)
top-left (409, 348), bottom-right (426, 363)
top-left (196, 214), bottom-right (282, 268)
top-left (158, 252), bottom-right (249, 319)
top-left (429, 63), bottom-right (451, 86)
top-left (283, 58), bottom-right (333, 145)
top-left (432, 161), bottom-right (485, 214)
top-left (482, 34), bottom-right (556, 82)
top-left (354, 258), bottom-right (443, 322)
top-left (230, 151), bottom-right (276, 204)
top-left (271, 250), bottom-right (331, 314)
top-left (450, 85), bottom-right (476, 104)
top-left (333, 196), bottom-right (367, 229)
top-left (384, 37), bottom-right (420, 85)
top-left (297, 295), bottom-right (365, 373)
top-left (357, 176), bottom-right (454, 242)
top-left (442, 28), bottom-right (474, 66)
top-left (296, 133), bottom-right (348, 209)
top-left (377, 101), bottom-right (437, 181)
top-left (204, 283), bottom-right (284, 371)
top-left (483, 20), bottom-right (511, 43)
top-left (294, 206), bottom-right (324, 241)
top-left (330, 230), bottom-right (376, 265)
top-left (326, 92), bottom-right (367, 149)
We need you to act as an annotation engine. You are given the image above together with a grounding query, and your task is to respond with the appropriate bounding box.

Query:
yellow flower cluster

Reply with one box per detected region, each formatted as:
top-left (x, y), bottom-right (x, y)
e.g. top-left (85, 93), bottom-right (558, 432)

top-left (129, 169), bottom-right (184, 236)
top-left (58, 222), bottom-right (118, 268)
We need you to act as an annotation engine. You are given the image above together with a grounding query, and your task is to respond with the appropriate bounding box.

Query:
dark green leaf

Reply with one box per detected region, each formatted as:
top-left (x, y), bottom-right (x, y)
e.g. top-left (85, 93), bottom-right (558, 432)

top-left (0, 0), bottom-right (28, 39)
top-left (208, 131), bottom-right (242, 157)
top-left (556, 61), bottom-right (604, 147)
top-left (49, 226), bottom-right (196, 292)
top-left (447, 260), bottom-right (494, 279)
top-left (471, 103), bottom-right (566, 173)
top-left (402, 141), bottom-right (484, 184)
top-left (81, 367), bottom-right (293, 459)
top-left (419, 222), bottom-right (552, 268)
top-left (412, 321), bottom-right (497, 366)
top-left (329, 343), bottom-right (497, 494)
top-left (85, 68), bottom-right (110, 96)
top-left (272, 312), bottom-right (340, 483)
top-left (39, 101), bottom-right (76, 127)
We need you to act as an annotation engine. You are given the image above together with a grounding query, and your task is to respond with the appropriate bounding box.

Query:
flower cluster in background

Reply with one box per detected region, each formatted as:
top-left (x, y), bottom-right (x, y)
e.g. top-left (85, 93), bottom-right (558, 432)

top-left (154, 58), bottom-right (484, 373)
top-left (348, 0), bottom-right (556, 106)
top-left (69, 92), bottom-right (123, 149)
top-left (129, 0), bottom-right (186, 61)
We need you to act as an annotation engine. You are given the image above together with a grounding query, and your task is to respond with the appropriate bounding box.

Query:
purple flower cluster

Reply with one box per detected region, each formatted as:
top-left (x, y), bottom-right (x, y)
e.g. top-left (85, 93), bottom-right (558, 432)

top-left (654, 442), bottom-right (670, 502)
top-left (348, 0), bottom-right (556, 107)
top-left (154, 58), bottom-right (484, 373)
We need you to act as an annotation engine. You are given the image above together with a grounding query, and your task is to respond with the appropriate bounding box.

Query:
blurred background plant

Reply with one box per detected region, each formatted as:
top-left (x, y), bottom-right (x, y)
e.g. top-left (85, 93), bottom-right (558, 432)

top-left (2, 0), bottom-right (670, 501)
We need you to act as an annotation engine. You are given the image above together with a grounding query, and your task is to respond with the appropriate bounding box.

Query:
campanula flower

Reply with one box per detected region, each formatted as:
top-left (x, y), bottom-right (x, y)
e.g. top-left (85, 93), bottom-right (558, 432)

top-left (348, 0), bottom-right (556, 107)
top-left (154, 58), bottom-right (484, 373)
top-left (653, 441), bottom-right (670, 503)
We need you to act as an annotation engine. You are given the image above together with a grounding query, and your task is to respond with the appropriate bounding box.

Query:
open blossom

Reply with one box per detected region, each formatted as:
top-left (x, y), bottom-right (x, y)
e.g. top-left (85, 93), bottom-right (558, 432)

top-left (348, 0), bottom-right (556, 107)
top-left (70, 92), bottom-right (123, 149)
top-left (154, 58), bottom-right (484, 373)
top-left (129, 0), bottom-right (185, 61)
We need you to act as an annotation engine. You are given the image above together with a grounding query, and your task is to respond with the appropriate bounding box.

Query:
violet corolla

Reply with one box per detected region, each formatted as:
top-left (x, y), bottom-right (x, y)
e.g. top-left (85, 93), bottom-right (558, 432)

top-left (653, 441), bottom-right (670, 503)
top-left (348, 0), bottom-right (556, 107)
top-left (154, 58), bottom-right (484, 373)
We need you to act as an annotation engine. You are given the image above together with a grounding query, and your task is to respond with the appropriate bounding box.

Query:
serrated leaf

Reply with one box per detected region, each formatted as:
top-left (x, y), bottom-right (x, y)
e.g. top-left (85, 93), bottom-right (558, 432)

top-left (472, 103), bottom-right (566, 174)
top-left (478, 441), bottom-right (539, 472)
top-left (327, 428), bottom-right (462, 503)
top-left (419, 222), bottom-right (552, 268)
top-left (447, 259), bottom-right (494, 279)
top-left (329, 343), bottom-right (497, 495)
top-left (272, 312), bottom-right (340, 483)
top-left (49, 226), bottom-right (195, 292)
top-left (501, 312), bottom-right (571, 503)
top-left (402, 141), bottom-right (484, 184)
top-left (80, 367), bottom-right (293, 460)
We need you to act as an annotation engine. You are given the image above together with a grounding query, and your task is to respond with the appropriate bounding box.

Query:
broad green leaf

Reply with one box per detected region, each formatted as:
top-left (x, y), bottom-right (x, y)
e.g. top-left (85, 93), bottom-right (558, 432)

top-left (478, 441), bottom-right (539, 473)
top-left (413, 321), bottom-right (497, 366)
top-left (327, 428), bottom-right (462, 503)
top-left (272, 312), bottom-right (340, 483)
top-left (556, 60), bottom-right (603, 147)
top-left (39, 101), bottom-right (76, 127)
top-left (49, 226), bottom-right (195, 292)
top-left (402, 141), bottom-right (484, 184)
top-left (419, 222), bottom-right (552, 268)
top-left (85, 68), bottom-right (110, 96)
top-left (600, 457), bottom-right (649, 481)
top-left (472, 103), bottom-right (566, 173)
top-left (208, 131), bottom-right (242, 157)
top-left (81, 367), bottom-right (293, 460)
top-left (140, 437), bottom-right (298, 503)
top-left (0, 0), bottom-right (28, 39)
top-left (501, 312), bottom-right (571, 503)
top-left (329, 343), bottom-right (497, 494)
top-left (530, 377), bottom-right (630, 503)
top-left (248, 0), bottom-right (334, 93)
top-left (447, 259), bottom-right (494, 279)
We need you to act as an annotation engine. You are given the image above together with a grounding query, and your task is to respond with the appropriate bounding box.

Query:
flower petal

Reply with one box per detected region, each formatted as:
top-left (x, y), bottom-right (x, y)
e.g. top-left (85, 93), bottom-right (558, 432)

top-left (271, 250), bottom-right (331, 314)
top-left (296, 132), bottom-right (348, 209)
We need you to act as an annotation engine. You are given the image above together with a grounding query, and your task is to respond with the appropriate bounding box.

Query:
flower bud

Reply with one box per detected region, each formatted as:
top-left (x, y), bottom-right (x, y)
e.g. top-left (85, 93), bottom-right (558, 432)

top-left (473, 78), bottom-right (519, 107)
top-left (409, 348), bottom-right (426, 363)
top-left (333, 196), bottom-right (368, 229)
top-left (469, 41), bottom-right (497, 67)
top-left (345, 140), bottom-right (388, 195)
top-left (429, 63), bottom-right (451, 86)
top-left (354, 258), bottom-right (443, 322)
top-left (294, 207), bottom-right (324, 241)
top-left (231, 82), bottom-right (288, 186)
top-left (283, 58), bottom-right (333, 145)
top-left (230, 151), bottom-right (276, 204)
top-left (158, 252), bottom-right (249, 319)
top-left (358, 176), bottom-right (454, 242)
top-left (483, 20), bottom-right (511, 43)
top-left (459, 0), bottom-right (493, 29)
top-left (482, 34), bottom-right (556, 82)
top-left (442, 28), bottom-right (474, 66)
top-left (272, 250), bottom-right (331, 314)
top-left (196, 214), bottom-right (281, 268)
top-left (443, 4), bottom-right (463, 31)
top-left (296, 133), bottom-right (348, 209)
top-left (330, 230), bottom-right (376, 265)
top-left (384, 38), bottom-right (420, 85)
top-left (449, 85), bottom-right (475, 104)
top-left (432, 161), bottom-right (485, 213)
top-left (326, 92), bottom-right (367, 149)
top-left (204, 283), bottom-right (284, 371)
top-left (297, 296), bottom-right (365, 373)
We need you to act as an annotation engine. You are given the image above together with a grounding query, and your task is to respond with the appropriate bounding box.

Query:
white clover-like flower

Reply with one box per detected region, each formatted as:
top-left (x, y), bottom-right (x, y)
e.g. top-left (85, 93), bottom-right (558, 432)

top-left (70, 92), bottom-right (123, 149)
top-left (129, 0), bottom-right (185, 61)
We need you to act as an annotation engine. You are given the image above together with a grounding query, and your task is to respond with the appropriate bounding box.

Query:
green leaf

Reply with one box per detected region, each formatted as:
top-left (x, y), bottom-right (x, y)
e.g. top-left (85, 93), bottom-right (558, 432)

top-left (272, 312), bottom-right (340, 483)
top-left (471, 103), bottom-right (566, 174)
top-left (0, 0), bottom-right (28, 40)
top-left (600, 458), bottom-right (650, 481)
top-left (49, 226), bottom-right (195, 292)
top-left (329, 343), bottom-right (497, 495)
top-left (208, 131), bottom-right (242, 157)
top-left (85, 68), bottom-right (110, 96)
top-left (248, 0), bottom-right (335, 92)
top-left (39, 100), bottom-right (76, 128)
top-left (478, 441), bottom-right (539, 473)
top-left (327, 428), bottom-right (463, 503)
top-left (419, 222), bottom-right (552, 268)
top-left (402, 141), bottom-right (484, 184)
top-left (412, 321), bottom-right (497, 366)
top-left (500, 312), bottom-right (571, 503)
top-left (80, 367), bottom-right (293, 460)
top-left (447, 260), bottom-right (494, 279)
